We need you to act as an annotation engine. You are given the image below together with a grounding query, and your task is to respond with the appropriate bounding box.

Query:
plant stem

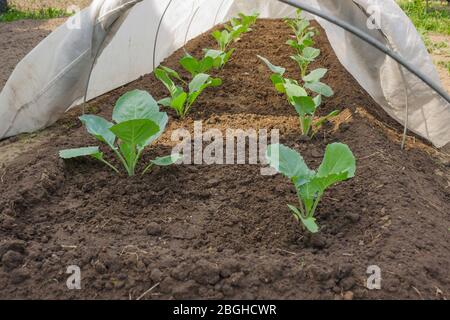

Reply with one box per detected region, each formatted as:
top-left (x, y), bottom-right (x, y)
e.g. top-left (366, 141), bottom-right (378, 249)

top-left (308, 191), bottom-right (323, 218)
top-left (301, 65), bottom-right (307, 79)
top-left (98, 158), bottom-right (120, 174)
top-left (183, 101), bottom-right (194, 118)
top-left (299, 116), bottom-right (305, 135)
top-left (305, 116), bottom-right (312, 136)
top-left (131, 147), bottom-right (145, 176)
top-left (297, 196), bottom-right (306, 217)
top-left (142, 163), bottom-right (154, 175)
top-left (299, 116), bottom-right (311, 136)
top-left (112, 147), bottom-right (130, 175)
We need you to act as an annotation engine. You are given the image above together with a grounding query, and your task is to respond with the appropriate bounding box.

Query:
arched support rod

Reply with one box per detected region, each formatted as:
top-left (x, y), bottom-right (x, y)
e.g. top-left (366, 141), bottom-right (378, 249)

top-left (213, 0), bottom-right (228, 27)
top-left (184, 6), bottom-right (201, 47)
top-left (278, 0), bottom-right (450, 104)
top-left (153, 0), bottom-right (174, 71)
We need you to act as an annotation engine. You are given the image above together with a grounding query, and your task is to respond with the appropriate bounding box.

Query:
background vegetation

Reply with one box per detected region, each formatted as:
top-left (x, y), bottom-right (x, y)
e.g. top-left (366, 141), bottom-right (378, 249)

top-left (398, 0), bottom-right (450, 35)
top-left (0, 6), bottom-right (69, 22)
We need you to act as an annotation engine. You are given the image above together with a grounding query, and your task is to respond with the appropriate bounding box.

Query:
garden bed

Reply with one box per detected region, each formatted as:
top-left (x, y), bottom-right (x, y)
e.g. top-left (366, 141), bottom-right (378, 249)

top-left (0, 19), bottom-right (449, 299)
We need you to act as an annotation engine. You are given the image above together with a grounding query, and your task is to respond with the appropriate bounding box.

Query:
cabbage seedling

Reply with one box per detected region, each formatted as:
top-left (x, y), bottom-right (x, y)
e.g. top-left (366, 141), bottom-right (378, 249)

top-left (206, 12), bottom-right (258, 69)
top-left (285, 9), bottom-right (318, 55)
top-left (59, 90), bottom-right (181, 176)
top-left (291, 47), bottom-right (320, 79)
top-left (284, 10), bottom-right (321, 78)
top-left (155, 66), bottom-right (222, 118)
top-left (203, 48), bottom-right (236, 69)
top-left (258, 55), bottom-right (337, 137)
top-left (212, 27), bottom-right (245, 51)
top-left (180, 53), bottom-right (215, 77)
top-left (212, 12), bottom-right (258, 51)
top-left (227, 12), bottom-right (259, 33)
top-left (266, 143), bottom-right (356, 233)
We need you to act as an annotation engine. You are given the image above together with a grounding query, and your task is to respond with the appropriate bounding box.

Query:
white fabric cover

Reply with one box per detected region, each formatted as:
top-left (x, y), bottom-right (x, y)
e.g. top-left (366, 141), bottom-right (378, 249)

top-left (0, 0), bottom-right (449, 147)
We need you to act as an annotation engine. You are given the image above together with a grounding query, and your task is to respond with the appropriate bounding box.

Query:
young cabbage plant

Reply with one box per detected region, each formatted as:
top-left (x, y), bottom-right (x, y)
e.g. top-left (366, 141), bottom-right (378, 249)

top-left (291, 47), bottom-right (320, 79)
top-left (284, 9), bottom-right (321, 78)
top-left (212, 27), bottom-right (244, 51)
top-left (59, 90), bottom-right (182, 176)
top-left (155, 66), bottom-right (222, 119)
top-left (179, 53), bottom-right (215, 77)
top-left (206, 12), bottom-right (258, 69)
top-left (227, 12), bottom-right (259, 33)
top-left (285, 9), bottom-right (318, 54)
top-left (258, 55), bottom-right (337, 137)
top-left (266, 143), bottom-right (356, 233)
top-left (203, 48), bottom-right (236, 69)
top-left (212, 12), bottom-right (258, 51)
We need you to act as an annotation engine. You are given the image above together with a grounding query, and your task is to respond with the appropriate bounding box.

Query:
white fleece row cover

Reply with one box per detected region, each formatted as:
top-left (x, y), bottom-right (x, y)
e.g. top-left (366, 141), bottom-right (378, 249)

top-left (0, 0), bottom-right (449, 147)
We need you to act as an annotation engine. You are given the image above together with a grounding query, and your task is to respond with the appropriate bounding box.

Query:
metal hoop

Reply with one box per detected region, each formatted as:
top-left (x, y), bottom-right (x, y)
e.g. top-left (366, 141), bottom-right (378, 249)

top-left (152, 0), bottom-right (174, 70)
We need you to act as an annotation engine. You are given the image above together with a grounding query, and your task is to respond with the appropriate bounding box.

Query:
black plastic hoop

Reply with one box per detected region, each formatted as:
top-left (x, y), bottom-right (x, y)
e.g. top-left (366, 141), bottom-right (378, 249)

top-left (278, 0), bottom-right (450, 103)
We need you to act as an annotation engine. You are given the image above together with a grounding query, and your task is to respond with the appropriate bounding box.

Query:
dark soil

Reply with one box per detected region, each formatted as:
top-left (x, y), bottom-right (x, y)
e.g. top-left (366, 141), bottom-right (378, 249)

top-left (0, 19), bottom-right (449, 300)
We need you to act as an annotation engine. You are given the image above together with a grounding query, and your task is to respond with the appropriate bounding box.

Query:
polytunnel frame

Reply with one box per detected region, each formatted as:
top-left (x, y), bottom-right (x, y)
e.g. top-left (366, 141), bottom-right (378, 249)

top-left (152, 0), bottom-right (205, 71)
top-left (83, 0), bottom-right (450, 145)
top-left (279, 0), bottom-right (450, 148)
top-left (149, 0), bottom-right (450, 104)
top-left (280, 0), bottom-right (450, 104)
top-left (146, 0), bottom-right (450, 148)
top-left (152, 0), bottom-right (175, 71)
top-left (152, 0), bottom-right (232, 71)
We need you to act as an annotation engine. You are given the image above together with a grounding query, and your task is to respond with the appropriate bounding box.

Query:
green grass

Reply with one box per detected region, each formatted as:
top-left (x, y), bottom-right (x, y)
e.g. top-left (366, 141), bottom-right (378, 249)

top-left (0, 6), bottom-right (70, 22)
top-left (419, 29), bottom-right (449, 52)
top-left (438, 60), bottom-right (450, 74)
top-left (398, 0), bottom-right (450, 35)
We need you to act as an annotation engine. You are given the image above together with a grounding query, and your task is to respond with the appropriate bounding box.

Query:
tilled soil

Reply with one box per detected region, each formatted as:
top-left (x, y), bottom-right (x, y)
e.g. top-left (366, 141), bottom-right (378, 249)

top-left (0, 18), bottom-right (66, 88)
top-left (428, 33), bottom-right (450, 91)
top-left (1, 0), bottom-right (92, 89)
top-left (0, 19), bottom-right (449, 300)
